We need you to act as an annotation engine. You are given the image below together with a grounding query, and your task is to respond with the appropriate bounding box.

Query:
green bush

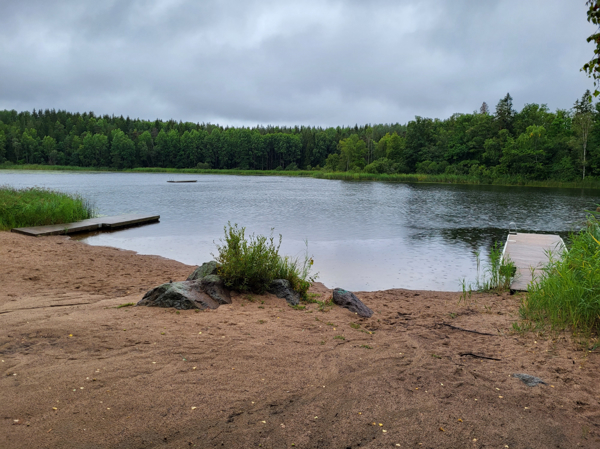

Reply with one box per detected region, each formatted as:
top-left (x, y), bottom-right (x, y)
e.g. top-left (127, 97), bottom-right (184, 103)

top-left (521, 213), bottom-right (600, 336)
top-left (0, 186), bottom-right (95, 231)
top-left (213, 223), bottom-right (317, 298)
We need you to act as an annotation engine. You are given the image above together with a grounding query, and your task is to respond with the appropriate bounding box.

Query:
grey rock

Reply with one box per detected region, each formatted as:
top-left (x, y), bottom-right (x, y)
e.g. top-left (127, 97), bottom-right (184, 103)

top-left (200, 275), bottom-right (232, 305)
top-left (512, 373), bottom-right (547, 387)
top-left (268, 279), bottom-right (300, 306)
top-left (137, 281), bottom-right (219, 310)
top-left (332, 288), bottom-right (373, 318)
top-left (187, 261), bottom-right (220, 281)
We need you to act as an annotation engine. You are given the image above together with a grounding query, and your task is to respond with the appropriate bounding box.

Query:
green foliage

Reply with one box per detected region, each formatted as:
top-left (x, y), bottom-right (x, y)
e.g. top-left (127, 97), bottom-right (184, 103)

top-left (583, 1), bottom-right (600, 97)
top-left (460, 242), bottom-right (516, 302)
top-left (363, 157), bottom-right (399, 174)
top-left (337, 134), bottom-right (367, 171)
top-left (0, 186), bottom-right (95, 231)
top-left (2, 94), bottom-right (600, 183)
top-left (213, 223), bottom-right (317, 298)
top-left (520, 214), bottom-right (600, 336)
top-left (316, 299), bottom-right (334, 312)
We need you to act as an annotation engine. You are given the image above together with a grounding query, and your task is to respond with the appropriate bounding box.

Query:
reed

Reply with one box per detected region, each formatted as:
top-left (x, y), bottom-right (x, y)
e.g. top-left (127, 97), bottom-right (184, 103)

top-left (0, 186), bottom-right (95, 231)
top-left (520, 214), bottom-right (600, 336)
top-left (460, 242), bottom-right (516, 303)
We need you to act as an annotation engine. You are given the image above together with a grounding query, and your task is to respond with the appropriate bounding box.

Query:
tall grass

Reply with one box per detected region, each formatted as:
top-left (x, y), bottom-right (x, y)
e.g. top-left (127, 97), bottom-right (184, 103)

top-left (460, 242), bottom-right (516, 302)
top-left (520, 214), bottom-right (600, 336)
top-left (213, 223), bottom-right (317, 298)
top-left (0, 186), bottom-right (95, 231)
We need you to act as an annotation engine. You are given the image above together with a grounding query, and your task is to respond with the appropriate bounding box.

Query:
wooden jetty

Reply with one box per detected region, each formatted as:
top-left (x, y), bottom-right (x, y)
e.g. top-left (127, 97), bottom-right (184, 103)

top-left (502, 233), bottom-right (566, 291)
top-left (11, 213), bottom-right (160, 237)
top-left (167, 180), bottom-right (197, 183)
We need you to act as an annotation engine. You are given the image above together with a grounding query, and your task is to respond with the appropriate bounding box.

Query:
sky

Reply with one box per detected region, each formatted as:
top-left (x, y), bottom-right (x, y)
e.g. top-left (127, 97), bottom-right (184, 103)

top-left (0, 0), bottom-right (596, 127)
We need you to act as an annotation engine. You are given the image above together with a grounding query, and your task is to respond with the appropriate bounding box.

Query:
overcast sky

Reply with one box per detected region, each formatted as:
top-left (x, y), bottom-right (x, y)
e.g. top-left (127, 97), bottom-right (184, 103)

top-left (0, 0), bottom-right (595, 127)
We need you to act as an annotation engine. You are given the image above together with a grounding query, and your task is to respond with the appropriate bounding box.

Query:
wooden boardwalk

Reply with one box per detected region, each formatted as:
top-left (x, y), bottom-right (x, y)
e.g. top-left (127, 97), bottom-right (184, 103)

top-left (11, 213), bottom-right (160, 237)
top-left (502, 233), bottom-right (566, 291)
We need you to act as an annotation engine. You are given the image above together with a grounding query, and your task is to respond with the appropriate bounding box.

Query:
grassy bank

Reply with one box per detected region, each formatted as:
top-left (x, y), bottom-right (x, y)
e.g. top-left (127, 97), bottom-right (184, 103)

top-left (2, 163), bottom-right (600, 190)
top-left (0, 187), bottom-right (95, 231)
top-left (519, 214), bottom-right (600, 337)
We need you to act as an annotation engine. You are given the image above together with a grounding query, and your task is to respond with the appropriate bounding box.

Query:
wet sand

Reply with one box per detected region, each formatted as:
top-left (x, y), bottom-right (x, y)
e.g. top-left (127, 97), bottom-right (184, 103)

top-left (1, 231), bottom-right (599, 448)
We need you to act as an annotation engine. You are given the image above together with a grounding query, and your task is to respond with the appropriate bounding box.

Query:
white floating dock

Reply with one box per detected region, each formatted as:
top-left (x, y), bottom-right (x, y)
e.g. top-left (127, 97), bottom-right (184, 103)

top-left (502, 233), bottom-right (566, 291)
top-left (11, 213), bottom-right (160, 236)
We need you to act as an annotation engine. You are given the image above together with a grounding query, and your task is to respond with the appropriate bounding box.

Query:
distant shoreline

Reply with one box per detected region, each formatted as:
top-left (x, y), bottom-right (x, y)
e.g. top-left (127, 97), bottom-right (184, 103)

top-left (3, 163), bottom-right (600, 190)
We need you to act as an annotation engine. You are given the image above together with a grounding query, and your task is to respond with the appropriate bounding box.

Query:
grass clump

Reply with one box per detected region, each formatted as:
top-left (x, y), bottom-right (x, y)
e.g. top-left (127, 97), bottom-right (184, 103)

top-left (520, 213), bottom-right (600, 337)
top-left (460, 242), bottom-right (516, 303)
top-left (213, 222), bottom-right (317, 298)
top-left (0, 186), bottom-right (95, 231)
top-left (290, 304), bottom-right (306, 310)
top-left (116, 302), bottom-right (135, 308)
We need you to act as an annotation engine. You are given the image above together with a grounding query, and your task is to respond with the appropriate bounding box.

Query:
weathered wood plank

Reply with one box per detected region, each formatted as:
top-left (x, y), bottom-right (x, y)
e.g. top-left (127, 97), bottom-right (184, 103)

top-left (11, 213), bottom-right (160, 236)
top-left (503, 232), bottom-right (566, 291)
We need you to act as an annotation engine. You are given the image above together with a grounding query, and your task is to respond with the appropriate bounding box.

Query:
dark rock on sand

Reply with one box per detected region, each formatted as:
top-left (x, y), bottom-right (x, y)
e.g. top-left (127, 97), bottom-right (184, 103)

top-left (137, 280), bottom-right (219, 310)
top-left (512, 373), bottom-right (547, 387)
top-left (332, 288), bottom-right (373, 318)
top-left (268, 279), bottom-right (300, 306)
top-left (187, 261), bottom-right (219, 281)
top-left (199, 275), bottom-right (232, 305)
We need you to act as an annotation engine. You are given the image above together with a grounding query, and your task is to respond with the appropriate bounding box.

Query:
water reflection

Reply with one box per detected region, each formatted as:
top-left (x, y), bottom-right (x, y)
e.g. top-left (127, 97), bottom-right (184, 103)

top-left (2, 170), bottom-right (599, 291)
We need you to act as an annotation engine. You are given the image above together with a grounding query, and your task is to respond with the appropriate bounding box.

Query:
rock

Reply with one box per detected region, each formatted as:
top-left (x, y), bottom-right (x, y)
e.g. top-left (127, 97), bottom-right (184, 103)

top-left (187, 261), bottom-right (219, 281)
top-left (512, 373), bottom-right (547, 387)
top-left (137, 281), bottom-right (219, 310)
top-left (332, 288), bottom-right (373, 318)
top-left (268, 279), bottom-right (300, 306)
top-left (199, 275), bottom-right (231, 305)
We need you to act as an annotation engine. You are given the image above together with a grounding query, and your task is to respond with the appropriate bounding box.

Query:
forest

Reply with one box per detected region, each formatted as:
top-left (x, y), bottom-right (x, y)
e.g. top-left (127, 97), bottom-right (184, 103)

top-left (0, 92), bottom-right (599, 183)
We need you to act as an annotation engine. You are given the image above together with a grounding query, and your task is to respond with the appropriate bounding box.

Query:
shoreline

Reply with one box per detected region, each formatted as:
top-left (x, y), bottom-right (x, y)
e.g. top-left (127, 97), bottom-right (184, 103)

top-left (3, 164), bottom-right (600, 191)
top-left (1, 231), bottom-right (599, 448)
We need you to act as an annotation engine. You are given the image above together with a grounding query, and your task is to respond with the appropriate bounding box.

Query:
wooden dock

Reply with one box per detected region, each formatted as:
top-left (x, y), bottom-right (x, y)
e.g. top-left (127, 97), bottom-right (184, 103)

top-left (502, 233), bottom-right (566, 291)
top-left (11, 213), bottom-right (160, 237)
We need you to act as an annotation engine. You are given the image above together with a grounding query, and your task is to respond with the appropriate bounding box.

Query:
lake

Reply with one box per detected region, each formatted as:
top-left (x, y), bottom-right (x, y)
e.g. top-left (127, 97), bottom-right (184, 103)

top-left (3, 170), bottom-right (599, 291)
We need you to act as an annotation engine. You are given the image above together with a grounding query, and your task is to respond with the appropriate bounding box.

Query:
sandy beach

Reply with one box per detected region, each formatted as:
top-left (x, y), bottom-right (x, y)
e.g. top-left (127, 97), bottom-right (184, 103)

top-left (1, 231), bottom-right (598, 448)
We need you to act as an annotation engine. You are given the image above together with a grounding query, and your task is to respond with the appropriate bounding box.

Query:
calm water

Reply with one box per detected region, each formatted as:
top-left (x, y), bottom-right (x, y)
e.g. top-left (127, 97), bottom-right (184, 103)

top-left (3, 170), bottom-right (599, 291)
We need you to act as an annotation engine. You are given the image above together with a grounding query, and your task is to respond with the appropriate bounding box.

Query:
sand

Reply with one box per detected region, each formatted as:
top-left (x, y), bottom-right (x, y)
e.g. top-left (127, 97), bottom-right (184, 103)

top-left (0, 231), bottom-right (598, 448)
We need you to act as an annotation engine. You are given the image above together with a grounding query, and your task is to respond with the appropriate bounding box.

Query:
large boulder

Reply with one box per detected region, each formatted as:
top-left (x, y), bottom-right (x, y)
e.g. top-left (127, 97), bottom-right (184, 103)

top-left (187, 261), bottom-right (220, 281)
top-left (199, 275), bottom-right (231, 305)
top-left (332, 288), bottom-right (373, 318)
top-left (137, 281), bottom-right (219, 310)
top-left (268, 279), bottom-right (300, 306)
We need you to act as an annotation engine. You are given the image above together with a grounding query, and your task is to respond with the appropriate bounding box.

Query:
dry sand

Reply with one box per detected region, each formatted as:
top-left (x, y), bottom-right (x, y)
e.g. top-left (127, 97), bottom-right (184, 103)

top-left (0, 231), bottom-right (598, 448)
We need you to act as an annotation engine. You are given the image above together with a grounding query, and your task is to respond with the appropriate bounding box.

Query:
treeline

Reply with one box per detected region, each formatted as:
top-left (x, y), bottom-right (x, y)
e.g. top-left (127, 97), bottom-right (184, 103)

top-left (0, 92), bottom-right (598, 181)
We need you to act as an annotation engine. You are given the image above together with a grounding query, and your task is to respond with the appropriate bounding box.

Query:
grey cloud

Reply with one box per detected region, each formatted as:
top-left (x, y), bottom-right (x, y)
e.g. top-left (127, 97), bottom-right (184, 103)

top-left (0, 0), bottom-right (595, 126)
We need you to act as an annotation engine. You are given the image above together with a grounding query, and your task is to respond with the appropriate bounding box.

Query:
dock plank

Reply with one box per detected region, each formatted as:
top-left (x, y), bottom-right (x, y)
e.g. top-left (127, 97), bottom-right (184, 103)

top-left (503, 233), bottom-right (565, 291)
top-left (11, 213), bottom-right (160, 236)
